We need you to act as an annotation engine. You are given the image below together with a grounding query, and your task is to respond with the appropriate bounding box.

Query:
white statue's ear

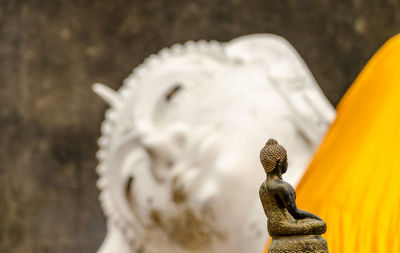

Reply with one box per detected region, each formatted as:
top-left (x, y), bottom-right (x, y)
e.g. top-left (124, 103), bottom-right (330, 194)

top-left (93, 83), bottom-right (120, 107)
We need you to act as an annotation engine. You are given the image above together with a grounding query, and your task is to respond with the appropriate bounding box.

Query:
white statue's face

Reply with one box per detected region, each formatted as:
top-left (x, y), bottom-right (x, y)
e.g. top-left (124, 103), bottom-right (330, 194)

top-left (95, 35), bottom-right (334, 253)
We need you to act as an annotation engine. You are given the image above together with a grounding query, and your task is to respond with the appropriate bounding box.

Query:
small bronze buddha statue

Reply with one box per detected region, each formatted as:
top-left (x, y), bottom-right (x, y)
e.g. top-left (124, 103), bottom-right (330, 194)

top-left (259, 139), bottom-right (328, 253)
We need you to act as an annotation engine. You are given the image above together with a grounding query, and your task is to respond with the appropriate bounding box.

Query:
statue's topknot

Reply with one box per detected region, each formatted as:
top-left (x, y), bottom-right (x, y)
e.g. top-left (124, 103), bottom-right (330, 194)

top-left (260, 138), bottom-right (287, 173)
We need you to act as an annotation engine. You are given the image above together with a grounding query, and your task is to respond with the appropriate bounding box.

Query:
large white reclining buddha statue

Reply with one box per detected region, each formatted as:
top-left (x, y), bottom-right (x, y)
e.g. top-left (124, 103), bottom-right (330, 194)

top-left (93, 34), bottom-right (335, 253)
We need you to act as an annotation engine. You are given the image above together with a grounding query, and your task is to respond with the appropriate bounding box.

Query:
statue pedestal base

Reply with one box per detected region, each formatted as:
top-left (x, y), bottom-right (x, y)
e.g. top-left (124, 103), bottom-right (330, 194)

top-left (268, 235), bottom-right (328, 253)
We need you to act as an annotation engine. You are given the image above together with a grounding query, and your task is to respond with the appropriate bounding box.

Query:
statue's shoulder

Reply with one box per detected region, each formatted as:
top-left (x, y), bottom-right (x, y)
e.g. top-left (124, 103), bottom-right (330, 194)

top-left (260, 181), bottom-right (282, 196)
top-left (265, 180), bottom-right (290, 197)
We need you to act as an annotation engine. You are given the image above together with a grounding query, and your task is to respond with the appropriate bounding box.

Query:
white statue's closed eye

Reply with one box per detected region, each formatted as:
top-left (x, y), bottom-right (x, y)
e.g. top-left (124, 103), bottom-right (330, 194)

top-left (93, 34), bottom-right (335, 253)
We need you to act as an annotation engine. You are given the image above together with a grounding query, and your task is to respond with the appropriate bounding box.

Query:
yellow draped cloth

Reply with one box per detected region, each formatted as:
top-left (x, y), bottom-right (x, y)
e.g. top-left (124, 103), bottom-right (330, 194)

top-left (293, 35), bottom-right (400, 252)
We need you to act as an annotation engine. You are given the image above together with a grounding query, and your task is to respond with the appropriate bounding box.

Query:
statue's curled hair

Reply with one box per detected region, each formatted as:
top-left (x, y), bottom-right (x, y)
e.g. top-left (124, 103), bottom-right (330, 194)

top-left (260, 139), bottom-right (287, 173)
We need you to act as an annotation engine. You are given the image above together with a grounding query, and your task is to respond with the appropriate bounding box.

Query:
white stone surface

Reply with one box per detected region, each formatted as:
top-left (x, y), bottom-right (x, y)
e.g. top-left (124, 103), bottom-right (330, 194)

top-left (93, 34), bottom-right (335, 253)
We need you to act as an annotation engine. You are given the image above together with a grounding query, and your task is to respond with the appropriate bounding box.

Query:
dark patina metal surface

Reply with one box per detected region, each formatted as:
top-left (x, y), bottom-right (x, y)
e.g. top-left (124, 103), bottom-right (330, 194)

top-left (259, 139), bottom-right (328, 253)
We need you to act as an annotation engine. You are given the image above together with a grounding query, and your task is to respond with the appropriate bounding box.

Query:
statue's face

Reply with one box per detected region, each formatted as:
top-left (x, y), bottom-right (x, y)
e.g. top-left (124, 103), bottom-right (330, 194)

top-left (118, 60), bottom-right (305, 253)
top-left (95, 35), bottom-right (334, 253)
top-left (281, 158), bottom-right (288, 175)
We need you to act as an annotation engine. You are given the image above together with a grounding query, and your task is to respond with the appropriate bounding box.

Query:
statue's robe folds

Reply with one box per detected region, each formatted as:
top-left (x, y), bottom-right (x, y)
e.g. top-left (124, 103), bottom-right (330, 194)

top-left (274, 34), bottom-right (400, 253)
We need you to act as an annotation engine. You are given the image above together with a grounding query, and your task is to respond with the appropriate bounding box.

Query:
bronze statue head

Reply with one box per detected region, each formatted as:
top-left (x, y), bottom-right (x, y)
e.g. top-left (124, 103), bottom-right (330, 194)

top-left (259, 139), bottom-right (288, 175)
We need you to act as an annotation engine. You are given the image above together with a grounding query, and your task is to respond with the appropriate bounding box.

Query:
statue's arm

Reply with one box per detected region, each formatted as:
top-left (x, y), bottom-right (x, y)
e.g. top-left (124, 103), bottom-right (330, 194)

top-left (272, 184), bottom-right (323, 221)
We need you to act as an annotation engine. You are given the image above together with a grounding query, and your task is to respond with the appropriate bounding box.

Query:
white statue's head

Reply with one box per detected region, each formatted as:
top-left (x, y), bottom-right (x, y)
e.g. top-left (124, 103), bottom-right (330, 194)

top-left (94, 34), bottom-right (334, 253)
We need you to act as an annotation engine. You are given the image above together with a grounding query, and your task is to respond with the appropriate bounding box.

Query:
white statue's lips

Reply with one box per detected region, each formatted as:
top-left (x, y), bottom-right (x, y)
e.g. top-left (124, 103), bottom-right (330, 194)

top-left (94, 34), bottom-right (335, 253)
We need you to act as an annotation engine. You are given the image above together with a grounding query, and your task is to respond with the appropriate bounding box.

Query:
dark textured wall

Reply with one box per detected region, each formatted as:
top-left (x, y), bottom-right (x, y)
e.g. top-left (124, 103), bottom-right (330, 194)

top-left (1, 1), bottom-right (399, 252)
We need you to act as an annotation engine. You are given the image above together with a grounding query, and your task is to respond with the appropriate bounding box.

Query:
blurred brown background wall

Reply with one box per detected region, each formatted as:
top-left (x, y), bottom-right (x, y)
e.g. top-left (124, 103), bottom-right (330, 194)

top-left (0, 0), bottom-right (399, 252)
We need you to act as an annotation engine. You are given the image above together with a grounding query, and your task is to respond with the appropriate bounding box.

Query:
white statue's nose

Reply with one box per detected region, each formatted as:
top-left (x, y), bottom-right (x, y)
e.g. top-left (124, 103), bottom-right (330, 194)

top-left (142, 123), bottom-right (188, 158)
top-left (141, 123), bottom-right (189, 181)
